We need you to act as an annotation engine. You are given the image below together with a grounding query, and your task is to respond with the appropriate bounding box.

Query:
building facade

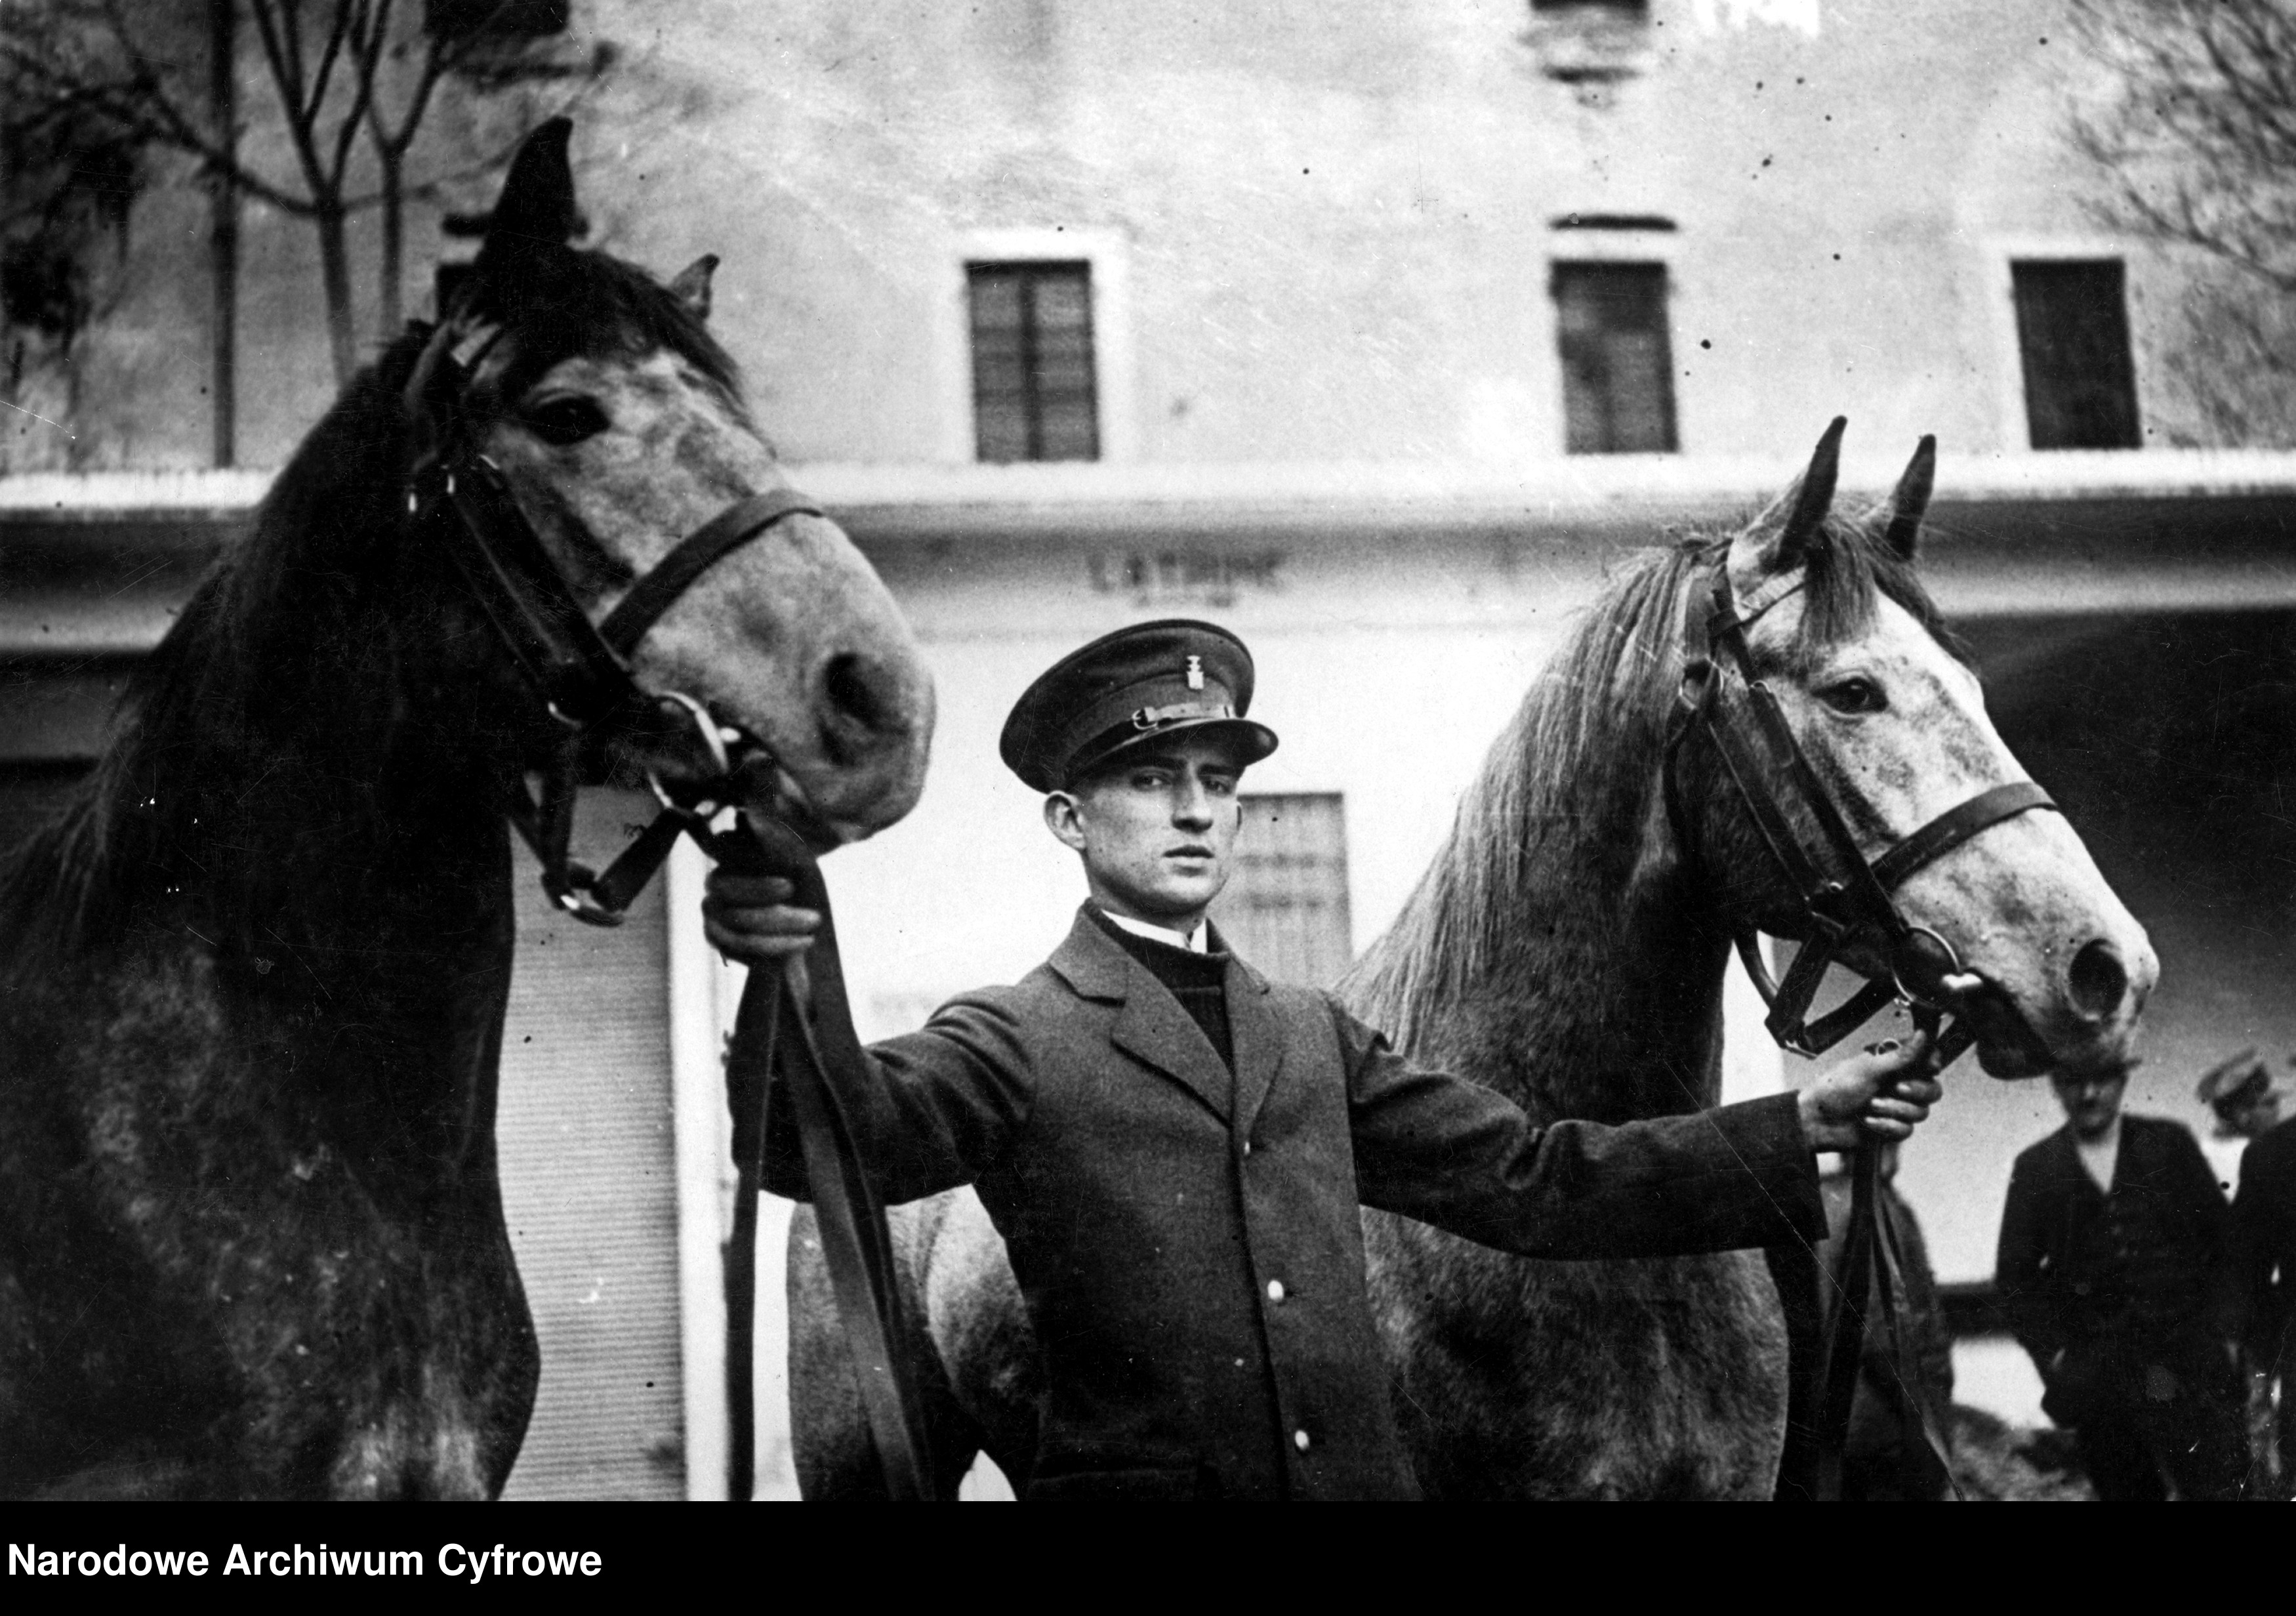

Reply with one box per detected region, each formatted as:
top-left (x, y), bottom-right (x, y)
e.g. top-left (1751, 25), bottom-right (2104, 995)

top-left (5, 0), bottom-right (2294, 1494)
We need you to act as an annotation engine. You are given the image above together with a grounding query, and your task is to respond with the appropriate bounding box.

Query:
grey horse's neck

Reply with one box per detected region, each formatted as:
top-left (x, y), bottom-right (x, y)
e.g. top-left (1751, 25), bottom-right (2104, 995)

top-left (1353, 830), bottom-right (1730, 1126)
top-left (1342, 652), bottom-right (1735, 1126)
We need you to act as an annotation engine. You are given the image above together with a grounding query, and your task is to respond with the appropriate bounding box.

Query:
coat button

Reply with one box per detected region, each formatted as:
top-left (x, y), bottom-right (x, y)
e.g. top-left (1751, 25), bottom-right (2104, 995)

top-left (1267, 1279), bottom-right (1286, 1303)
top-left (1293, 1428), bottom-right (1311, 1453)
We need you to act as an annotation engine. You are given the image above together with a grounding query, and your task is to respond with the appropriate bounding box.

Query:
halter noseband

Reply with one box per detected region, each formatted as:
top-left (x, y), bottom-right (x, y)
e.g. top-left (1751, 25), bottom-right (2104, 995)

top-left (405, 312), bottom-right (823, 924)
top-left (1663, 556), bottom-right (2057, 1063)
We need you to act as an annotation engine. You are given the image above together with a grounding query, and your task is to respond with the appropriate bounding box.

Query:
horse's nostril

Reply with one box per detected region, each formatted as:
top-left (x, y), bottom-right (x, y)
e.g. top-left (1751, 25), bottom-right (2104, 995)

top-left (2066, 939), bottom-right (2129, 1024)
top-left (817, 652), bottom-right (906, 764)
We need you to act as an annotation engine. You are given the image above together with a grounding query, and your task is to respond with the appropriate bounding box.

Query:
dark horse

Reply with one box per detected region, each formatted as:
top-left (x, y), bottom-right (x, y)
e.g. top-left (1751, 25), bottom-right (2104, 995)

top-left (0, 123), bottom-right (934, 1499)
top-left (786, 427), bottom-right (2153, 1498)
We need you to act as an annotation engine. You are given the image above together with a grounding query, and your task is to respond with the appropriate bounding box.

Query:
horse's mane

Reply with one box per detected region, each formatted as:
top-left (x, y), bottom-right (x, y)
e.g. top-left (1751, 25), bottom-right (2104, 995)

top-left (0, 240), bottom-right (739, 955)
top-left (1345, 503), bottom-right (1963, 1057)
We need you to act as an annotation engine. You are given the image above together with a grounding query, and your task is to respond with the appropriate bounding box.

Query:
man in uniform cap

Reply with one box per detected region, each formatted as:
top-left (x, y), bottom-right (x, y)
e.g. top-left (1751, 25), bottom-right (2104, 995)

top-left (2199, 1050), bottom-right (2286, 1149)
top-left (706, 619), bottom-right (1945, 1500)
top-left (2197, 1047), bottom-right (2286, 1200)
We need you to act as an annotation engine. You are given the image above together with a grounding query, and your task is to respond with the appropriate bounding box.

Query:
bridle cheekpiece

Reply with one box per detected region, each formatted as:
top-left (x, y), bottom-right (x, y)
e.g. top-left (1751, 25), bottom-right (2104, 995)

top-left (1662, 554), bottom-right (2058, 1065)
top-left (403, 308), bottom-right (826, 924)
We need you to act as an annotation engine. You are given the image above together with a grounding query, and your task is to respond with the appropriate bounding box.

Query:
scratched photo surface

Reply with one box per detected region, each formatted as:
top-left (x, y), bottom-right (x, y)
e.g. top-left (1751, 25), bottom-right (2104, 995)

top-left (2, 1), bottom-right (2289, 1502)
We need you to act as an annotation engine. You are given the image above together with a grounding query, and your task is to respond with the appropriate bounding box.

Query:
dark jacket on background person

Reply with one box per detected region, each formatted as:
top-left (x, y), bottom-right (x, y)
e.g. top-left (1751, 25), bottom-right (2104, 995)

top-left (2230, 1115), bottom-right (2296, 1373)
top-left (766, 905), bottom-right (1827, 1501)
top-left (1995, 1113), bottom-right (2230, 1419)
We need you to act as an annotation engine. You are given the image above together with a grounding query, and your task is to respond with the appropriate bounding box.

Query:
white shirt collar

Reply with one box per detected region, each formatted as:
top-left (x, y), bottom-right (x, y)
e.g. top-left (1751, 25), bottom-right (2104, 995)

top-left (1097, 907), bottom-right (1207, 954)
top-left (2074, 1112), bottom-right (2123, 1193)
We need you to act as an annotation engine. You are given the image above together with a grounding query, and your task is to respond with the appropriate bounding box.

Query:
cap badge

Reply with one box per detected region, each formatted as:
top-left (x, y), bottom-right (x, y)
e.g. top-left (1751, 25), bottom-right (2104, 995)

top-left (1186, 655), bottom-right (1204, 691)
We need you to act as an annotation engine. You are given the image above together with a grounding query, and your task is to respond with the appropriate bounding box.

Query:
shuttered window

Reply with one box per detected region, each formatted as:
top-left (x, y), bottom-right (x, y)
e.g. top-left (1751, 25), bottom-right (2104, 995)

top-left (1553, 261), bottom-right (1678, 454)
top-left (426, 0), bottom-right (569, 38)
top-left (968, 261), bottom-right (1100, 463)
top-left (2013, 260), bottom-right (2141, 450)
top-left (1210, 793), bottom-right (1353, 987)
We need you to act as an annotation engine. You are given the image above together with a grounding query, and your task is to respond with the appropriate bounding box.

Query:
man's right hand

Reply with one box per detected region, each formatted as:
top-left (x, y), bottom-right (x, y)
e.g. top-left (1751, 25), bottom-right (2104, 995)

top-left (702, 871), bottom-right (822, 964)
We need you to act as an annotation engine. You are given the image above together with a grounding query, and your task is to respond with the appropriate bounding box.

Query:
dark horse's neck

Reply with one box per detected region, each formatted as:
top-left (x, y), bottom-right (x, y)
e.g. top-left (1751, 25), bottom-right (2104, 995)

top-left (1344, 548), bottom-right (1732, 1125)
top-left (6, 326), bottom-right (532, 1179)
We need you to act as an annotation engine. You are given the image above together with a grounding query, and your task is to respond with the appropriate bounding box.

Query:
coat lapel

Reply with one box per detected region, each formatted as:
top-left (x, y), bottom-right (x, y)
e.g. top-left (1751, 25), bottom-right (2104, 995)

top-left (1050, 907), bottom-right (1233, 1123)
top-left (1218, 926), bottom-right (1284, 1142)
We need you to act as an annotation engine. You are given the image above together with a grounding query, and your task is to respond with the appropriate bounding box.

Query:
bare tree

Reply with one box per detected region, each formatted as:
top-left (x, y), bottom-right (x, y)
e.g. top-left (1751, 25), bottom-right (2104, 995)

top-left (2, 1), bottom-right (608, 384)
top-left (2069, 0), bottom-right (2296, 292)
top-left (2068, 0), bottom-right (2296, 442)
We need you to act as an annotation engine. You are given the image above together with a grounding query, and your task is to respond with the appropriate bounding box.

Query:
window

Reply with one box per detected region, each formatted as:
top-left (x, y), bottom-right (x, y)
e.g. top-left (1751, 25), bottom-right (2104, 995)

top-left (967, 261), bottom-right (1099, 463)
top-left (427, 0), bottom-right (569, 39)
top-left (1523, 1), bottom-right (1651, 86)
top-left (2012, 260), bottom-right (2140, 450)
top-left (1210, 795), bottom-right (1353, 988)
top-left (1552, 261), bottom-right (1677, 454)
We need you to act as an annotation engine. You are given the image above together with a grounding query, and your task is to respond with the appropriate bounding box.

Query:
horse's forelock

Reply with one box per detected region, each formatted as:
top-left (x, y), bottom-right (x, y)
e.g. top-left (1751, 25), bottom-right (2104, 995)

top-left (473, 244), bottom-right (745, 413)
top-left (1788, 508), bottom-right (1969, 674)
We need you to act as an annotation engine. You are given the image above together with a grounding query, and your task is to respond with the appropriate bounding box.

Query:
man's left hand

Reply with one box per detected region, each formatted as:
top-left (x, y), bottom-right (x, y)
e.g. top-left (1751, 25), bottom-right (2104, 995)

top-left (1798, 1029), bottom-right (1946, 1154)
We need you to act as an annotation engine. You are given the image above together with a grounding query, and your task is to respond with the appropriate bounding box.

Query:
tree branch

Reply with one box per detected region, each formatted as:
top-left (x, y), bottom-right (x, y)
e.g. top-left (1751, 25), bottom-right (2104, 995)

top-left (305, 0), bottom-right (358, 126)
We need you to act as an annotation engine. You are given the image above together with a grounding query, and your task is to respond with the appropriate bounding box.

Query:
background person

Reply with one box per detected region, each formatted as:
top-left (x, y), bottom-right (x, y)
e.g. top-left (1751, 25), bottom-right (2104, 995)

top-left (2224, 1058), bottom-right (2296, 1499)
top-left (2198, 1048), bottom-right (2287, 1198)
top-left (1995, 1063), bottom-right (2245, 1499)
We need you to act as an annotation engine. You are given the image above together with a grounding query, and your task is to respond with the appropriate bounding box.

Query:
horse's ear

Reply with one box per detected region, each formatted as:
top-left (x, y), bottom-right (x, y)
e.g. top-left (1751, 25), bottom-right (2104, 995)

top-left (1731, 416), bottom-right (1845, 584)
top-left (472, 118), bottom-right (587, 273)
top-left (668, 255), bottom-right (719, 320)
top-left (1881, 434), bottom-right (1937, 560)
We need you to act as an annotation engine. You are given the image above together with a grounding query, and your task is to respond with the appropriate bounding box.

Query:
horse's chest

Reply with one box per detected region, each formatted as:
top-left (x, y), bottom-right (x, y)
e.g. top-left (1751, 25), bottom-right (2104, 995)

top-left (7, 953), bottom-right (533, 1496)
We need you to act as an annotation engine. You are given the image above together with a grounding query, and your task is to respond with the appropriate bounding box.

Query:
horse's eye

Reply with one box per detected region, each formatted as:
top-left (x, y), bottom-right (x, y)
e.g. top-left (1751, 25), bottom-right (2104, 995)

top-left (523, 396), bottom-right (609, 447)
top-left (1817, 676), bottom-right (1887, 715)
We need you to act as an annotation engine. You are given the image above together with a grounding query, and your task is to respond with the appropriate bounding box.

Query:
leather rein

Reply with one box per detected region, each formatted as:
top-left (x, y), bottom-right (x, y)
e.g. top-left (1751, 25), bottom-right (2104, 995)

top-left (1662, 556), bottom-right (2057, 1501)
top-left (403, 312), bottom-right (936, 1501)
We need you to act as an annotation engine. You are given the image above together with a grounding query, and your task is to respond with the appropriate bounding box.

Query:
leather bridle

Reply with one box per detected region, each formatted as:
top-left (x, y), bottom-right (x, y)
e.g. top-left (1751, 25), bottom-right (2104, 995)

top-left (403, 310), bottom-right (825, 924)
top-left (1662, 552), bottom-right (2058, 1502)
top-left (1662, 557), bottom-right (2057, 1064)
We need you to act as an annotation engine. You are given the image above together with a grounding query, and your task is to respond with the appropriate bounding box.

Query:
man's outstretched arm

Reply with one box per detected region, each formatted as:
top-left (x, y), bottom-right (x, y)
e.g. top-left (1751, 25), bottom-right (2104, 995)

top-left (1340, 1005), bottom-right (1942, 1260)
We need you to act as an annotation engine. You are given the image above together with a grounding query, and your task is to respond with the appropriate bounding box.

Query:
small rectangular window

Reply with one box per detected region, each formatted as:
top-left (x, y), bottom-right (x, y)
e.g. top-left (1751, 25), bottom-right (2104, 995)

top-left (968, 261), bottom-right (1099, 463)
top-left (1552, 261), bottom-right (1677, 454)
top-left (1210, 794), bottom-right (1353, 988)
top-left (426, 0), bottom-right (569, 39)
top-left (2012, 260), bottom-right (2140, 450)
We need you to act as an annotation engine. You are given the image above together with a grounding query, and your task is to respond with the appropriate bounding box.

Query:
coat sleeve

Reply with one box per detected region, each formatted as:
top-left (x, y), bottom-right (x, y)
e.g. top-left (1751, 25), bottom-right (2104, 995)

top-left (1333, 1003), bottom-right (1826, 1260)
top-left (1994, 1156), bottom-right (2062, 1373)
top-left (761, 989), bottom-right (1035, 1206)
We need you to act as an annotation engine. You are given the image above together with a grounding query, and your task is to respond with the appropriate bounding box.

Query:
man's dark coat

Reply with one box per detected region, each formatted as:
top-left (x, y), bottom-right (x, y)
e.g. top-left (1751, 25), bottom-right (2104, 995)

top-left (768, 907), bottom-right (1825, 1501)
top-left (1994, 1113), bottom-right (2230, 1419)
